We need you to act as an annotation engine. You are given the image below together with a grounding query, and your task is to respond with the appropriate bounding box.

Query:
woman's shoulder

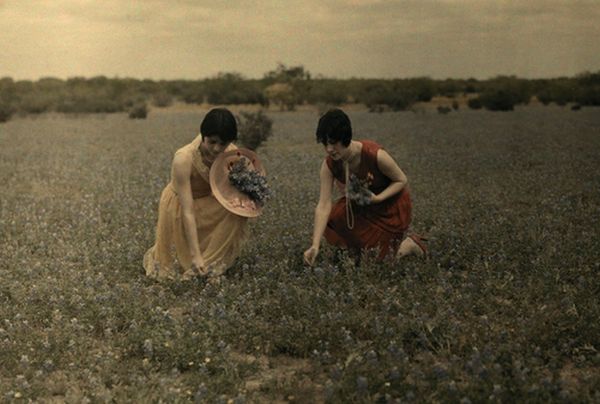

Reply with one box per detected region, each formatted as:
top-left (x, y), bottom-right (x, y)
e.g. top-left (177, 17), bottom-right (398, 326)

top-left (359, 139), bottom-right (382, 152)
top-left (175, 136), bottom-right (200, 156)
top-left (172, 149), bottom-right (193, 173)
top-left (173, 143), bottom-right (194, 162)
top-left (359, 139), bottom-right (384, 162)
top-left (174, 145), bottom-right (190, 157)
top-left (172, 141), bottom-right (198, 173)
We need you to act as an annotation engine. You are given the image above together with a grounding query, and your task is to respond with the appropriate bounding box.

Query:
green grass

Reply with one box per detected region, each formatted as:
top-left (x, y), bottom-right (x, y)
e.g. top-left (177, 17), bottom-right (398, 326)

top-left (1, 106), bottom-right (599, 402)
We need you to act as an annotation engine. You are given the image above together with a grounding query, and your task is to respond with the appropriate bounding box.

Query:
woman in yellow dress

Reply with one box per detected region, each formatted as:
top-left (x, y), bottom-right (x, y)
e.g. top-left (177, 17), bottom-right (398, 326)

top-left (144, 108), bottom-right (247, 280)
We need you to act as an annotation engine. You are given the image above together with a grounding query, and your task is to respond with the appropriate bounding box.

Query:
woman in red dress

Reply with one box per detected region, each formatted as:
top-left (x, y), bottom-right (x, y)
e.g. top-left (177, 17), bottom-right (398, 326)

top-left (303, 109), bottom-right (426, 265)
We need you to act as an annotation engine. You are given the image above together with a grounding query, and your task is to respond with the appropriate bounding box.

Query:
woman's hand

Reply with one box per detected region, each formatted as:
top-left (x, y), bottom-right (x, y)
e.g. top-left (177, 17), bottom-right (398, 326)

top-left (303, 246), bottom-right (319, 266)
top-left (370, 192), bottom-right (381, 205)
top-left (190, 256), bottom-right (208, 276)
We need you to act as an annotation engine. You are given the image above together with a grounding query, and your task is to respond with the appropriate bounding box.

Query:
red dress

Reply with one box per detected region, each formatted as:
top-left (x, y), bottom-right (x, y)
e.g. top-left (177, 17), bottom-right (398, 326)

top-left (324, 140), bottom-right (412, 259)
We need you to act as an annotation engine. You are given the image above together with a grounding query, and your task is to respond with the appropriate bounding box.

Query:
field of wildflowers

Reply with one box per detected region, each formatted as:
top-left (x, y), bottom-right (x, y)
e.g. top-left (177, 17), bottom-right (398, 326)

top-left (0, 106), bottom-right (599, 402)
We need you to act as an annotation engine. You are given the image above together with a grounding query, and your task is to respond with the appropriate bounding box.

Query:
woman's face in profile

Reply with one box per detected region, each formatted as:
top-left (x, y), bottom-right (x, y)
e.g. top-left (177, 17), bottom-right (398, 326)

top-left (199, 135), bottom-right (229, 166)
top-left (324, 140), bottom-right (349, 161)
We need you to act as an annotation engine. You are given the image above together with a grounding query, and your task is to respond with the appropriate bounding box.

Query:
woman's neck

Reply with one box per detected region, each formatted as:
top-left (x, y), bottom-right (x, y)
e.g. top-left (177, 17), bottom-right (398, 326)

top-left (344, 141), bottom-right (361, 165)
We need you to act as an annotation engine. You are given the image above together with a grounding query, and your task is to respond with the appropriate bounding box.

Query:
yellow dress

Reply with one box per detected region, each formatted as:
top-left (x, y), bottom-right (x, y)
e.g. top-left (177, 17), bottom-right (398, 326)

top-left (143, 136), bottom-right (247, 279)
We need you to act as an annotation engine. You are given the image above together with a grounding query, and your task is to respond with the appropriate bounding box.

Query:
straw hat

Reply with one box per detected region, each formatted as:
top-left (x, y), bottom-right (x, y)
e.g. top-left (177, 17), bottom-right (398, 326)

top-left (209, 148), bottom-right (267, 217)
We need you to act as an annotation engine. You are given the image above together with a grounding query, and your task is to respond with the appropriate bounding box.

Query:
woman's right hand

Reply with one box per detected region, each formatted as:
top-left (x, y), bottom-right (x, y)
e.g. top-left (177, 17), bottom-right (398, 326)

top-left (303, 246), bottom-right (319, 266)
top-left (190, 256), bottom-right (207, 276)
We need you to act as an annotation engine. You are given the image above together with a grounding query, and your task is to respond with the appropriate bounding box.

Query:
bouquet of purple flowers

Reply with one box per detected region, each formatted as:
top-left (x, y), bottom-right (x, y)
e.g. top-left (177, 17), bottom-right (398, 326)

top-left (228, 157), bottom-right (271, 206)
top-left (347, 173), bottom-right (373, 206)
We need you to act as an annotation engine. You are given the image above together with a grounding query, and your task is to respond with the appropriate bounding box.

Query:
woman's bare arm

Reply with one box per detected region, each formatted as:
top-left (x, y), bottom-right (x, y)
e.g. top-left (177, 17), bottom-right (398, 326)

top-left (304, 160), bottom-right (334, 265)
top-left (171, 152), bottom-right (206, 273)
top-left (371, 149), bottom-right (408, 204)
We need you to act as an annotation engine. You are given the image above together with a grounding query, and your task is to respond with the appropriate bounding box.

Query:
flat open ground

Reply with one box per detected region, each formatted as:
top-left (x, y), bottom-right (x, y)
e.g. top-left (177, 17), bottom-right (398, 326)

top-left (0, 106), bottom-right (599, 402)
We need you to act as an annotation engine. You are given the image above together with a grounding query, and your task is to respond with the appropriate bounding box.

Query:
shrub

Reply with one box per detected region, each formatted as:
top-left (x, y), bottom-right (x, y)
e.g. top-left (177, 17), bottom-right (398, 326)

top-left (152, 92), bottom-right (173, 108)
top-left (467, 98), bottom-right (483, 110)
top-left (361, 82), bottom-right (414, 112)
top-left (128, 102), bottom-right (148, 119)
top-left (367, 104), bottom-right (390, 113)
top-left (306, 80), bottom-right (348, 106)
top-left (575, 85), bottom-right (600, 106)
top-left (56, 94), bottom-right (124, 113)
top-left (464, 78), bottom-right (479, 93)
top-left (0, 79), bottom-right (16, 120)
top-left (0, 101), bottom-right (14, 122)
top-left (205, 74), bottom-right (266, 105)
top-left (437, 106), bottom-right (452, 114)
top-left (479, 89), bottom-right (518, 111)
top-left (484, 76), bottom-right (532, 105)
top-left (18, 93), bottom-right (56, 114)
top-left (436, 79), bottom-right (462, 97)
top-left (238, 110), bottom-right (273, 150)
top-left (575, 71), bottom-right (600, 106)
top-left (408, 77), bottom-right (435, 102)
top-left (262, 64), bottom-right (311, 108)
top-left (536, 79), bottom-right (576, 106)
top-left (180, 82), bottom-right (206, 104)
top-left (264, 83), bottom-right (298, 111)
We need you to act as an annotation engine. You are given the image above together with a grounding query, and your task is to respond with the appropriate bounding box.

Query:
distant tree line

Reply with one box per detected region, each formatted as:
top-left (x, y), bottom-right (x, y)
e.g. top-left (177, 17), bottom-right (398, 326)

top-left (1, 64), bottom-right (599, 122)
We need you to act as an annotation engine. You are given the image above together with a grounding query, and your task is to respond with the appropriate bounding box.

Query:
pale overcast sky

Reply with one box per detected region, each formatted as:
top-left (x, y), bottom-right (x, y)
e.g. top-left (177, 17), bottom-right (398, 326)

top-left (1, 0), bottom-right (599, 80)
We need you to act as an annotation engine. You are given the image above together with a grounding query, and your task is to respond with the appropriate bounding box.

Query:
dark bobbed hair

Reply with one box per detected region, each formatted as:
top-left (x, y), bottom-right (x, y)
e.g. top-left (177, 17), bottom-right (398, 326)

top-left (200, 108), bottom-right (238, 143)
top-left (316, 108), bottom-right (352, 147)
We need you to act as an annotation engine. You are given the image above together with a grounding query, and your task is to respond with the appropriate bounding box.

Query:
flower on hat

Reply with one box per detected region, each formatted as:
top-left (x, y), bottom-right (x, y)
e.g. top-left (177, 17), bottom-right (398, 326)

top-left (227, 156), bottom-right (271, 206)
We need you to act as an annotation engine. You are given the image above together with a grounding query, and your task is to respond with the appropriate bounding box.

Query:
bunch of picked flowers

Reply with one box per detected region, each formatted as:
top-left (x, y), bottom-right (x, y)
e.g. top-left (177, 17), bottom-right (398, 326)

top-left (347, 173), bottom-right (374, 206)
top-left (228, 156), bottom-right (271, 206)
